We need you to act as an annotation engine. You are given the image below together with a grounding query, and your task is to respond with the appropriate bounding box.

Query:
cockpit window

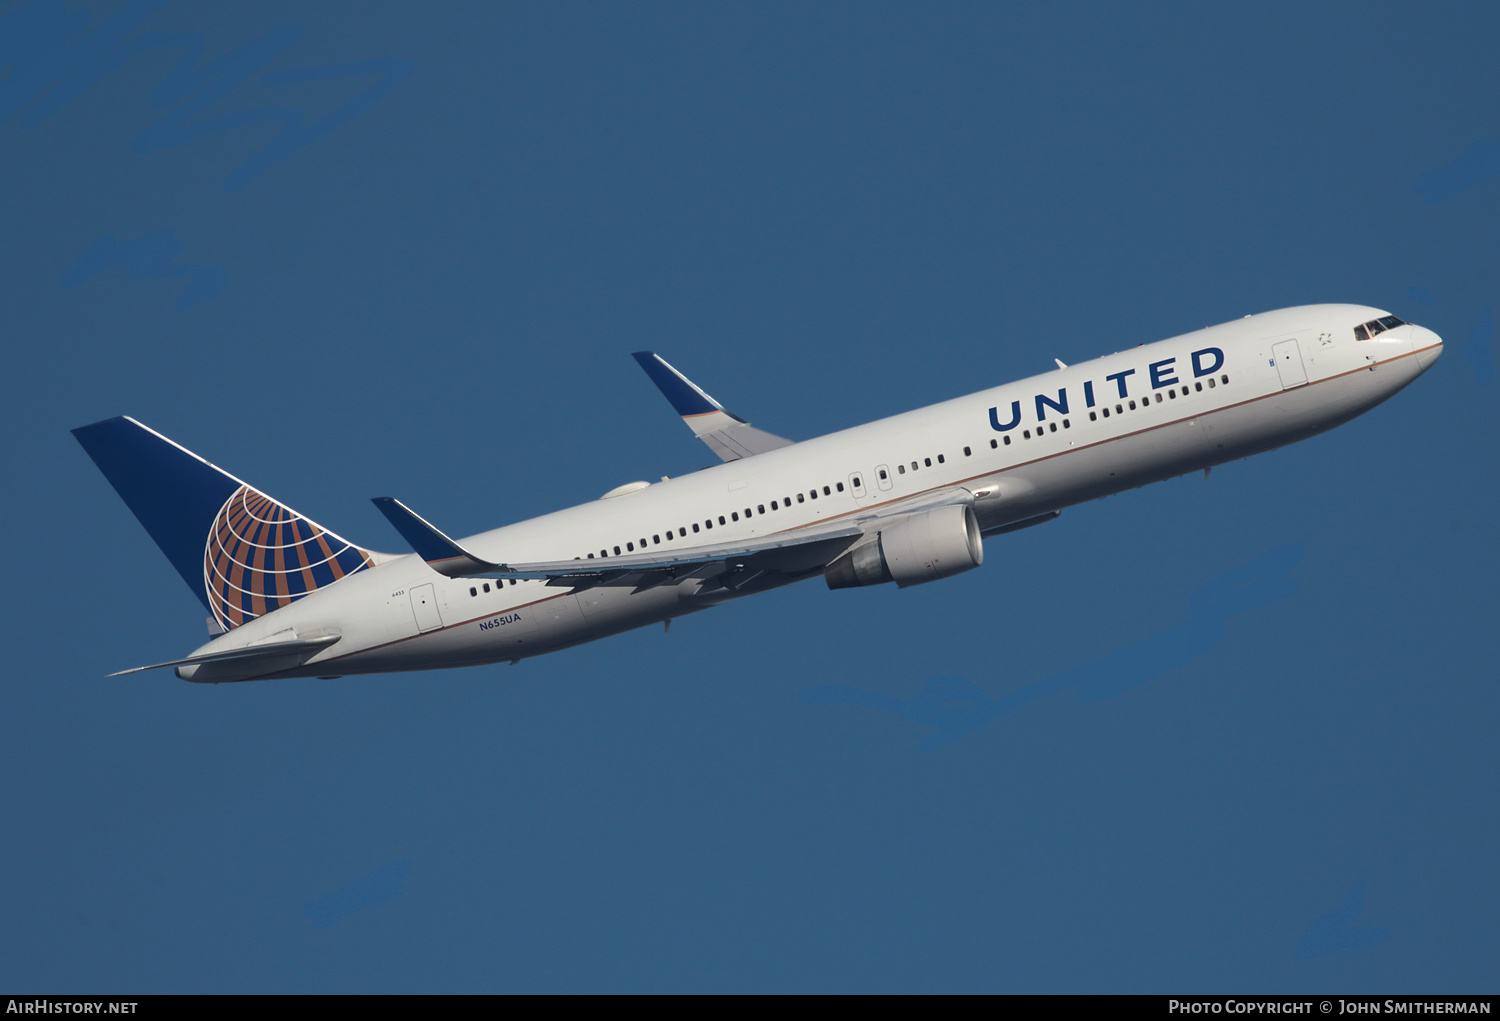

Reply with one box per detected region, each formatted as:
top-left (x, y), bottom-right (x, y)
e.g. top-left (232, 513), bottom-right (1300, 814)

top-left (1353, 324), bottom-right (1369, 340)
top-left (1377, 315), bottom-right (1404, 329)
top-left (1366, 319), bottom-right (1387, 336)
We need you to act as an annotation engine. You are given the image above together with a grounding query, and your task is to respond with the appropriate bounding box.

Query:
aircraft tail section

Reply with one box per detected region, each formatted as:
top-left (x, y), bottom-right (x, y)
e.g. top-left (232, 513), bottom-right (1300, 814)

top-left (73, 416), bottom-right (374, 632)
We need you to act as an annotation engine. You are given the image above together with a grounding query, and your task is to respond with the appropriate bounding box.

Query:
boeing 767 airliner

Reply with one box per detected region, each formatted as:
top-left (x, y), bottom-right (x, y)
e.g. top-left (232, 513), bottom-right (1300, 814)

top-left (75, 304), bottom-right (1441, 682)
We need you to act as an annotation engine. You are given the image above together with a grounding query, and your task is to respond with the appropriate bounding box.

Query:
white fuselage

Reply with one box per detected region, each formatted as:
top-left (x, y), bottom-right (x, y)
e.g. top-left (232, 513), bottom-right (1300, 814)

top-left (179, 304), bottom-right (1442, 682)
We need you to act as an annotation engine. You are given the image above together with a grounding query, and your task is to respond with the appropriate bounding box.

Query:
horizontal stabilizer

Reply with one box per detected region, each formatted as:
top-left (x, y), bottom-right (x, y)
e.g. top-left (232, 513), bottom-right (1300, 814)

top-left (632, 352), bottom-right (794, 462)
top-left (371, 497), bottom-right (500, 577)
top-left (109, 633), bottom-right (341, 677)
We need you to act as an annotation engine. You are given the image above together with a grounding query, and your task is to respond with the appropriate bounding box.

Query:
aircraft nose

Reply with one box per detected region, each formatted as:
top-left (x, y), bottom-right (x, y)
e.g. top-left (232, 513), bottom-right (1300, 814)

top-left (1411, 325), bottom-right (1443, 371)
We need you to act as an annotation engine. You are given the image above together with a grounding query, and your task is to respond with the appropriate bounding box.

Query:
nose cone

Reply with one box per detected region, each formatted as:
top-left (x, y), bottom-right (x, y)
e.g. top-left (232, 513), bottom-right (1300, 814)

top-left (1411, 325), bottom-right (1444, 371)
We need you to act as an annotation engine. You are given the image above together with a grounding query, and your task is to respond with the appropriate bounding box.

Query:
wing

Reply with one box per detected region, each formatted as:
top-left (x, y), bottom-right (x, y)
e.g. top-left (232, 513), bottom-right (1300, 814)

top-left (372, 496), bottom-right (865, 589)
top-left (632, 351), bottom-right (794, 462)
top-left (373, 486), bottom-right (983, 591)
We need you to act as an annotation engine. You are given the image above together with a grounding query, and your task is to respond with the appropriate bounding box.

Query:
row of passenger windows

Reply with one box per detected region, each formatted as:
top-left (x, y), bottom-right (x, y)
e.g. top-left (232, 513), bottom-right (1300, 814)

top-left (475, 371), bottom-right (1238, 590)
top-left (470, 579), bottom-right (519, 597)
top-left (1085, 374), bottom-right (1229, 422)
top-left (581, 481), bottom-right (850, 562)
top-left (875, 452), bottom-right (947, 484)
top-left (1353, 315), bottom-right (1405, 341)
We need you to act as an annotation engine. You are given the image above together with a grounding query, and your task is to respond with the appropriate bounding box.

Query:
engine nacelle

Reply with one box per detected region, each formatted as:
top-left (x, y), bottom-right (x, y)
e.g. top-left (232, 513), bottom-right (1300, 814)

top-left (824, 503), bottom-right (984, 589)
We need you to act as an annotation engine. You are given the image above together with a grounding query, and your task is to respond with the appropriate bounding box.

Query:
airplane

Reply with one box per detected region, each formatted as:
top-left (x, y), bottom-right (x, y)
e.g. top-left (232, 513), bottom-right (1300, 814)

top-left (74, 304), bottom-right (1442, 683)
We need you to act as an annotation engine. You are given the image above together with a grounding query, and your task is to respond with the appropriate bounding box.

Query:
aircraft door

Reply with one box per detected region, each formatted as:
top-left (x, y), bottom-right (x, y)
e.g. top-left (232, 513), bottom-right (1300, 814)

top-left (409, 583), bottom-right (444, 633)
top-left (1272, 339), bottom-right (1308, 389)
top-left (874, 464), bottom-right (893, 491)
top-left (848, 471), bottom-right (873, 504)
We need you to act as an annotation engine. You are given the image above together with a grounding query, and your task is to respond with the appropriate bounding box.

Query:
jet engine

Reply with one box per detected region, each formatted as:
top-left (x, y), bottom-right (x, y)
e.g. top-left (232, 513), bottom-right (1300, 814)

top-left (824, 504), bottom-right (983, 589)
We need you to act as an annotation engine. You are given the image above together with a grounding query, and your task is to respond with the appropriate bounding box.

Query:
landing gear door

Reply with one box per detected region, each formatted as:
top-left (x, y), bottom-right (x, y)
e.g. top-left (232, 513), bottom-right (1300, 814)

top-left (1272, 338), bottom-right (1308, 389)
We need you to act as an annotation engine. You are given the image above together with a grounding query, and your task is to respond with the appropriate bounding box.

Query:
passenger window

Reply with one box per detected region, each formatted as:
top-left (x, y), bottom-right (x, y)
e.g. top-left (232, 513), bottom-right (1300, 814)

top-left (1208, 378), bottom-right (1216, 388)
top-left (469, 586), bottom-right (477, 596)
top-left (627, 542), bottom-right (634, 551)
top-left (731, 512), bottom-right (739, 521)
top-left (1354, 325), bottom-right (1370, 340)
top-left (1156, 393), bottom-right (1163, 402)
top-left (1194, 382), bottom-right (1202, 392)
top-left (797, 493), bottom-right (805, 502)
top-left (1023, 429), bottom-right (1031, 439)
top-left (483, 583), bottom-right (491, 592)
top-left (640, 538), bottom-right (647, 547)
top-left (1090, 411), bottom-right (1097, 421)
top-left (693, 523), bottom-right (700, 533)
top-left (1167, 390), bottom-right (1175, 399)
top-left (1116, 404), bottom-right (1123, 414)
top-left (1221, 374), bottom-right (1228, 384)
top-left (835, 483), bottom-right (843, 493)
top-left (1129, 400), bottom-right (1136, 410)
top-left (809, 490), bottom-right (817, 500)
top-left (924, 458), bottom-right (931, 467)
top-left (1062, 419), bottom-right (1070, 429)
top-left (653, 535), bottom-right (661, 544)
top-left (601, 550), bottom-right (608, 557)
top-left (614, 546), bottom-right (621, 555)
top-left (898, 464), bottom-right (906, 474)
top-left (1102, 408), bottom-right (1110, 417)
top-left (1003, 435), bottom-right (1011, 445)
top-left (758, 504), bottom-right (766, 513)
top-left (937, 454), bottom-right (945, 463)
top-left (705, 520), bottom-right (713, 529)
top-left (718, 515), bottom-right (726, 525)
top-left (588, 553), bottom-right (595, 559)
top-left (911, 461), bottom-right (918, 471)
top-left (989, 439), bottom-right (997, 449)
top-left (1181, 386), bottom-right (1189, 396)
top-left (771, 500), bottom-right (778, 510)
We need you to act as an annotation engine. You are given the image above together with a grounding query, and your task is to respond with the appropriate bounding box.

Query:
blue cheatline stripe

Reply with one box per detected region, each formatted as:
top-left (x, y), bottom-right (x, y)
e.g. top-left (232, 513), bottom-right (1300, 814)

top-left (631, 351), bottom-right (722, 417)
top-left (73, 417), bottom-right (241, 612)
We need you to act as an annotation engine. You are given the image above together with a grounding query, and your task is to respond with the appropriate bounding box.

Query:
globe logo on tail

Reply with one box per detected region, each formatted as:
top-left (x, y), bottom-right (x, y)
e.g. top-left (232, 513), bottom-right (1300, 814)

top-left (204, 485), bottom-right (372, 631)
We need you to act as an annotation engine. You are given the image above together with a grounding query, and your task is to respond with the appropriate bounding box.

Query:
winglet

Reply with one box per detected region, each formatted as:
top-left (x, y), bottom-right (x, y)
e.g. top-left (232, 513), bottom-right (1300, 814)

top-left (371, 497), bottom-right (500, 577)
top-left (631, 351), bottom-right (732, 420)
top-left (631, 351), bottom-right (794, 462)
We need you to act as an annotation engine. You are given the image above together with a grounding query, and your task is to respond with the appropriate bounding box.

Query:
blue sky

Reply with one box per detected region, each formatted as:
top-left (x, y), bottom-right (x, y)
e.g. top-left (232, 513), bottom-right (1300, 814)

top-left (2, 0), bottom-right (1496, 993)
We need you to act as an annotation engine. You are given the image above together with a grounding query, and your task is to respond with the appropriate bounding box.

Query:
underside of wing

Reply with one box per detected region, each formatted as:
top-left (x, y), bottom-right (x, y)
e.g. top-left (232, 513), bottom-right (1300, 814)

top-left (632, 352), bottom-right (794, 461)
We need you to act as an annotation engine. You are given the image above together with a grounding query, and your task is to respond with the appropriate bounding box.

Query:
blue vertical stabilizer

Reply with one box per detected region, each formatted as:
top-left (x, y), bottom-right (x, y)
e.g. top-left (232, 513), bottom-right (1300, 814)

top-left (73, 417), bottom-right (372, 630)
